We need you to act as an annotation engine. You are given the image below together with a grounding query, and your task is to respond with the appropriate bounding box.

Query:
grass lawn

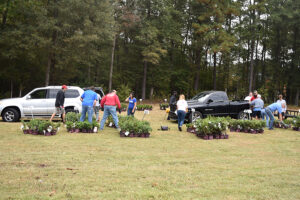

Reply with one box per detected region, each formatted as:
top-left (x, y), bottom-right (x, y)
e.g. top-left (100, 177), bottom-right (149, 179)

top-left (0, 105), bottom-right (299, 200)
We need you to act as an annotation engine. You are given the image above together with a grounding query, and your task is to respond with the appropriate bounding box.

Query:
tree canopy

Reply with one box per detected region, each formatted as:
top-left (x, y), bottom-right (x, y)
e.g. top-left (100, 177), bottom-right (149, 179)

top-left (0, 0), bottom-right (299, 104)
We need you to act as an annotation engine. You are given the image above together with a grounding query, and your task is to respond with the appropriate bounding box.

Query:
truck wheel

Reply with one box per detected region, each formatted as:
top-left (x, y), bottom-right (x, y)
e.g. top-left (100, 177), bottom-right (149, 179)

top-left (237, 110), bottom-right (250, 120)
top-left (189, 111), bottom-right (203, 123)
top-left (2, 108), bottom-right (20, 122)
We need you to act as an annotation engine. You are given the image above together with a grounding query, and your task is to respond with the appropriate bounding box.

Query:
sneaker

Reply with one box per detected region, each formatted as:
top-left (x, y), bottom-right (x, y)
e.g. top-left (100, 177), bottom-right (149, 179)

top-left (179, 127), bottom-right (182, 131)
top-left (268, 128), bottom-right (274, 130)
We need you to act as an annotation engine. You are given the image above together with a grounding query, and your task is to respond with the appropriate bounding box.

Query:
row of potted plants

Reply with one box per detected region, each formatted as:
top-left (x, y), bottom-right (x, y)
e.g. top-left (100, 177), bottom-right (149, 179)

top-left (21, 119), bottom-right (61, 136)
top-left (159, 103), bottom-right (169, 110)
top-left (228, 119), bottom-right (265, 134)
top-left (136, 104), bottom-right (153, 111)
top-left (65, 112), bottom-right (99, 133)
top-left (119, 116), bottom-right (152, 138)
top-left (192, 117), bottom-right (229, 140)
top-left (291, 116), bottom-right (300, 131)
top-left (66, 121), bottom-right (100, 133)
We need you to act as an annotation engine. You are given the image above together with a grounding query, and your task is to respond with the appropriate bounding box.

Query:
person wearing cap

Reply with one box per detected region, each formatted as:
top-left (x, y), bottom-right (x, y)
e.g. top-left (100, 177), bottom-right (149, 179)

top-left (100, 90), bottom-right (121, 131)
top-left (50, 85), bottom-right (68, 122)
top-left (80, 86), bottom-right (98, 123)
top-left (250, 94), bottom-right (264, 119)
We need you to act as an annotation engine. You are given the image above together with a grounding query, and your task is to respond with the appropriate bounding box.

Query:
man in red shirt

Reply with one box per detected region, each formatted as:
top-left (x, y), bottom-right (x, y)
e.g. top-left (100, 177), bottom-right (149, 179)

top-left (250, 90), bottom-right (258, 102)
top-left (100, 90), bottom-right (121, 131)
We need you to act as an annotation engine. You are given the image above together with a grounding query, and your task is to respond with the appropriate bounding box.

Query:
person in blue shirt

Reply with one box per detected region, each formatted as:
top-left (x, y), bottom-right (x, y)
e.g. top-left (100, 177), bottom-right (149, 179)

top-left (80, 86), bottom-right (98, 123)
top-left (125, 92), bottom-right (137, 116)
top-left (250, 94), bottom-right (264, 119)
top-left (265, 102), bottom-right (284, 130)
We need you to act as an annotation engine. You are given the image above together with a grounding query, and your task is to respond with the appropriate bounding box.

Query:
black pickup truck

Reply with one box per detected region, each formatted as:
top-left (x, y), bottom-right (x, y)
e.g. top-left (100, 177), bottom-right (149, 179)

top-left (169, 91), bottom-right (250, 123)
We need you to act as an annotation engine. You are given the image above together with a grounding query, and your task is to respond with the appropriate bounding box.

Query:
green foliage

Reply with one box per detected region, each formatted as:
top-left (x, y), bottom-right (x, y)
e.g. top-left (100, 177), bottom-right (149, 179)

top-left (229, 120), bottom-right (266, 131)
top-left (194, 116), bottom-right (229, 136)
top-left (136, 104), bottom-right (153, 110)
top-left (117, 84), bottom-right (131, 103)
top-left (66, 112), bottom-right (80, 123)
top-left (292, 116), bottom-right (300, 128)
top-left (119, 116), bottom-right (152, 134)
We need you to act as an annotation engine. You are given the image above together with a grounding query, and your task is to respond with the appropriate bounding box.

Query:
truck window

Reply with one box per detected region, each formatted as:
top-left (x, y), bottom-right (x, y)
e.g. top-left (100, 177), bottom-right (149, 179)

top-left (30, 89), bottom-right (47, 99)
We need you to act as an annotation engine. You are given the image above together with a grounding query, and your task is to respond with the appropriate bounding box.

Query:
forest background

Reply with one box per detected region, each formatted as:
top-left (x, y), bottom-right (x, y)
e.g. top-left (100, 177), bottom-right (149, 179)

top-left (0, 0), bottom-right (299, 104)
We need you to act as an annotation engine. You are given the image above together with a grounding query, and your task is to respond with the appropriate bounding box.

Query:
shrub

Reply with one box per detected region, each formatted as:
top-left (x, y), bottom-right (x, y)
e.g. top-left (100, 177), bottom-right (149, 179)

top-left (292, 116), bottom-right (300, 128)
top-left (66, 112), bottom-right (80, 122)
top-left (194, 117), bottom-right (228, 136)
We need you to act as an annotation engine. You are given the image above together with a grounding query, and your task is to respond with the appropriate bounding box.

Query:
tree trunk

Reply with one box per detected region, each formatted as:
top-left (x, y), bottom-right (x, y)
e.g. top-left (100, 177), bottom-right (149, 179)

top-left (10, 80), bottom-right (13, 98)
top-left (194, 50), bottom-right (201, 91)
top-left (45, 51), bottom-right (55, 86)
top-left (108, 34), bottom-right (116, 92)
top-left (249, 39), bottom-right (255, 92)
top-left (213, 52), bottom-right (217, 90)
top-left (1, 0), bottom-right (10, 29)
top-left (142, 61), bottom-right (148, 99)
top-left (295, 88), bottom-right (299, 106)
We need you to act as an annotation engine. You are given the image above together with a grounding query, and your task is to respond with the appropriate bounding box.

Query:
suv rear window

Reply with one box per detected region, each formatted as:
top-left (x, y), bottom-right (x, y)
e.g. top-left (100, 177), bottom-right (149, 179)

top-left (48, 89), bottom-right (80, 98)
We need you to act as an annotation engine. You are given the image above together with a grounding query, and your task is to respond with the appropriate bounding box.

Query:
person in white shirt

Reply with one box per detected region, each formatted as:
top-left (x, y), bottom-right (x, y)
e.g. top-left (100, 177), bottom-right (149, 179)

top-left (244, 92), bottom-right (253, 102)
top-left (176, 94), bottom-right (188, 131)
top-left (277, 94), bottom-right (287, 119)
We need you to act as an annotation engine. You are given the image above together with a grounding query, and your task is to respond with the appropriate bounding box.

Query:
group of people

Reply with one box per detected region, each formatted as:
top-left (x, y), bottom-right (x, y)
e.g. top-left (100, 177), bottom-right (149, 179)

top-left (50, 85), bottom-right (137, 131)
top-left (50, 85), bottom-right (289, 132)
top-left (245, 90), bottom-right (288, 130)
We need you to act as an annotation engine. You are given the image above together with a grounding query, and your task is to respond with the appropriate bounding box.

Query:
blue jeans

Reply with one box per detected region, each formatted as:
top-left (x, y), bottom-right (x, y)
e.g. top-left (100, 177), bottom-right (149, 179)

top-left (80, 105), bottom-right (93, 123)
top-left (127, 107), bottom-right (135, 116)
top-left (100, 105), bottom-right (119, 130)
top-left (177, 110), bottom-right (186, 127)
top-left (261, 109), bottom-right (269, 127)
top-left (265, 107), bottom-right (275, 129)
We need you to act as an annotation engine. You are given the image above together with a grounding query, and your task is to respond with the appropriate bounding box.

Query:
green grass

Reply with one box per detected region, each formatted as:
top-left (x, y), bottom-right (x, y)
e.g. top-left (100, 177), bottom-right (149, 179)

top-left (0, 106), bottom-right (299, 200)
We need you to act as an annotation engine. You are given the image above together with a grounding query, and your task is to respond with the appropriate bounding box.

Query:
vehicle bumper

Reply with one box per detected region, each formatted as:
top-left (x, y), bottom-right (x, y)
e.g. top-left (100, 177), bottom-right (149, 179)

top-left (168, 111), bottom-right (178, 120)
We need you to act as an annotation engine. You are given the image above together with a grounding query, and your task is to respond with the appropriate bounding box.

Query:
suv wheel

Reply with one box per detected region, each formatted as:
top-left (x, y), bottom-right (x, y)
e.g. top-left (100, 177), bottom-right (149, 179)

top-left (189, 111), bottom-right (203, 123)
top-left (238, 110), bottom-right (250, 120)
top-left (2, 108), bottom-right (20, 122)
top-left (65, 108), bottom-right (78, 114)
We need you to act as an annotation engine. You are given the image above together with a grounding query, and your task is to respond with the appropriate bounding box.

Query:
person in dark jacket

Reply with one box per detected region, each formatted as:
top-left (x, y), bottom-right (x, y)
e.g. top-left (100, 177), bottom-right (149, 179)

top-left (167, 91), bottom-right (177, 120)
top-left (50, 85), bottom-right (68, 122)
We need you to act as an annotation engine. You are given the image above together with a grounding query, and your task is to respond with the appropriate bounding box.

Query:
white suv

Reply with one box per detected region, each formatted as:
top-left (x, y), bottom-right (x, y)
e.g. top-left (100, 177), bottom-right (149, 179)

top-left (0, 86), bottom-right (84, 122)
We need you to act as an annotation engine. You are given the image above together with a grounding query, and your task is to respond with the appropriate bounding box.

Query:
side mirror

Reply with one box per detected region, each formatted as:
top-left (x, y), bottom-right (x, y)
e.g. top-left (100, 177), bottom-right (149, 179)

top-left (207, 99), bottom-right (213, 104)
top-left (26, 95), bottom-right (31, 100)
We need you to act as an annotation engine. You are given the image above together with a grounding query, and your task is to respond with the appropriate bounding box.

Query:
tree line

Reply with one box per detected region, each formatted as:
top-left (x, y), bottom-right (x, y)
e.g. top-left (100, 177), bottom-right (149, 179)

top-left (0, 0), bottom-right (299, 104)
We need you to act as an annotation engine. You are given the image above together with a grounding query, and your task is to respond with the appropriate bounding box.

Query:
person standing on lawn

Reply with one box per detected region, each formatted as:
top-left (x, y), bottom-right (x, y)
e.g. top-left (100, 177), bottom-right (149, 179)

top-left (177, 94), bottom-right (188, 131)
top-left (80, 86), bottom-right (98, 123)
top-left (125, 92), bottom-right (136, 116)
top-left (167, 91), bottom-right (177, 120)
top-left (265, 102), bottom-right (284, 130)
top-left (250, 90), bottom-right (258, 102)
top-left (250, 94), bottom-right (264, 119)
top-left (100, 90), bottom-right (121, 131)
top-left (50, 85), bottom-right (68, 122)
top-left (93, 92), bottom-right (101, 122)
top-left (277, 94), bottom-right (287, 119)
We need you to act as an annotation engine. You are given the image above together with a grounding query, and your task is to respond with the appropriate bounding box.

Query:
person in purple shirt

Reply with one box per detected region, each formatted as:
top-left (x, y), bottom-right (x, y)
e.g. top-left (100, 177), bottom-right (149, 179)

top-left (265, 102), bottom-right (284, 130)
top-left (80, 86), bottom-right (98, 123)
